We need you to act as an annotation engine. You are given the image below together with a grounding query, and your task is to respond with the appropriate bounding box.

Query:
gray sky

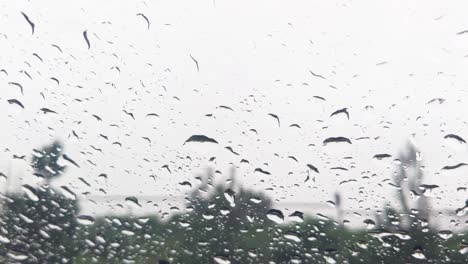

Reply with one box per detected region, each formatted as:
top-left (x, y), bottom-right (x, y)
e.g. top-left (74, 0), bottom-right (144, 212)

top-left (1, 0), bottom-right (467, 226)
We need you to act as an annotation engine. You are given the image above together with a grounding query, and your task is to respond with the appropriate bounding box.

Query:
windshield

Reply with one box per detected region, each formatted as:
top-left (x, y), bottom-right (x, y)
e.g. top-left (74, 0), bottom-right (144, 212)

top-left (0, 0), bottom-right (467, 263)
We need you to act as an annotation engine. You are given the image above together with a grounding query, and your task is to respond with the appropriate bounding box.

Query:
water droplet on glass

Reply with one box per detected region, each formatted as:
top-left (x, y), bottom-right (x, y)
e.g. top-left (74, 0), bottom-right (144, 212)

top-left (412, 249), bottom-right (426, 260)
top-left (267, 209), bottom-right (284, 224)
top-left (437, 230), bottom-right (453, 240)
top-left (77, 215), bottom-right (95, 225)
top-left (284, 231), bottom-right (301, 242)
top-left (125, 196), bottom-right (142, 207)
top-left (289, 211), bottom-right (304, 222)
top-left (224, 189), bottom-right (236, 207)
top-left (213, 256), bottom-right (231, 264)
top-left (21, 184), bottom-right (39, 202)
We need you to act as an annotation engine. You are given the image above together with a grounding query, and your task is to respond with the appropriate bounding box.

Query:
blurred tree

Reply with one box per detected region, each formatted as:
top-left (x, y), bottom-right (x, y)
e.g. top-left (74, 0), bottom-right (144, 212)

top-left (393, 142), bottom-right (430, 229)
top-left (0, 186), bottom-right (79, 263)
top-left (166, 167), bottom-right (275, 263)
top-left (370, 143), bottom-right (445, 263)
top-left (1, 142), bottom-right (463, 264)
top-left (70, 163), bottom-right (467, 264)
top-left (0, 141), bottom-right (79, 264)
top-left (31, 140), bottom-right (66, 184)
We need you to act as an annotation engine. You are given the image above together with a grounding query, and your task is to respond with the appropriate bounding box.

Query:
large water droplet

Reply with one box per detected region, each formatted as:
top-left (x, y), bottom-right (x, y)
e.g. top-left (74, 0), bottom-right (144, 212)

top-left (267, 209), bottom-right (284, 224)
top-left (213, 256), bottom-right (231, 264)
top-left (224, 189), bottom-right (236, 207)
top-left (77, 215), bottom-right (95, 225)
top-left (21, 184), bottom-right (39, 202)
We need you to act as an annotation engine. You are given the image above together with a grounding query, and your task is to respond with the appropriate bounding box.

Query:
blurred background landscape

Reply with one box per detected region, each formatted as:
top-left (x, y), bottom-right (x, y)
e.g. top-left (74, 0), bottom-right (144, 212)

top-left (0, 141), bottom-right (466, 263)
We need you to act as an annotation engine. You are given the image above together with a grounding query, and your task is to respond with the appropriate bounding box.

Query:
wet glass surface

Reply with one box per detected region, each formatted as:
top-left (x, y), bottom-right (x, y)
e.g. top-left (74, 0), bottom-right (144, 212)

top-left (0, 0), bottom-right (467, 263)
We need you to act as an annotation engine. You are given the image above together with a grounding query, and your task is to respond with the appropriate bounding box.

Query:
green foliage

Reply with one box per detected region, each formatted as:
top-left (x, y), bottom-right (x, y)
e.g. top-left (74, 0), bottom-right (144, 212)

top-left (0, 186), bottom-right (79, 264)
top-left (74, 216), bottom-right (166, 263)
top-left (0, 141), bottom-right (78, 263)
top-left (165, 183), bottom-right (275, 263)
top-left (1, 142), bottom-right (467, 263)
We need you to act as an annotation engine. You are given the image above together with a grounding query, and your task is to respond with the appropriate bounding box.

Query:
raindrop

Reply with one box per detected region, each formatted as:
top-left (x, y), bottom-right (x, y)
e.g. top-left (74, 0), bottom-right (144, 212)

top-left (122, 230), bottom-right (135, 236)
top-left (316, 213), bottom-right (330, 221)
top-left (290, 257), bottom-right (302, 264)
top-left (60, 186), bottom-right (77, 200)
top-left (202, 212), bottom-right (215, 220)
top-left (324, 256), bottom-right (337, 264)
top-left (0, 234), bottom-right (10, 244)
top-left (330, 108), bottom-right (349, 119)
top-left (426, 98), bottom-right (445, 104)
top-left (7, 252), bottom-right (28, 261)
top-left (437, 230), bottom-right (453, 240)
top-left (373, 154), bottom-right (392, 160)
top-left (136, 13), bottom-right (150, 29)
top-left (125, 196), bottom-right (142, 207)
top-left (179, 221), bottom-right (190, 228)
top-left (309, 70), bottom-right (326, 79)
top-left (254, 168), bottom-right (271, 175)
top-left (62, 154), bottom-right (80, 168)
top-left (21, 12), bottom-right (35, 34)
top-left (250, 197), bottom-right (262, 204)
top-left (218, 105), bottom-right (234, 111)
top-left (190, 54), bottom-right (200, 72)
top-left (83, 30), bottom-right (91, 49)
top-left (444, 134), bottom-right (466, 144)
top-left (213, 256), bottom-right (231, 264)
top-left (267, 209), bottom-right (284, 224)
top-left (8, 82), bottom-right (24, 95)
top-left (456, 202), bottom-right (467, 216)
top-left (284, 231), bottom-right (301, 242)
top-left (225, 146), bottom-right (239, 155)
top-left (323, 137), bottom-right (352, 145)
top-left (77, 215), bottom-right (95, 225)
top-left (21, 184), bottom-right (39, 202)
top-left (146, 113), bottom-right (159, 117)
top-left (268, 113), bottom-right (280, 127)
top-left (441, 163), bottom-right (467, 171)
top-left (459, 243), bottom-right (468, 254)
top-left (412, 249), bottom-right (426, 260)
top-left (7, 99), bottom-right (24, 109)
top-left (306, 164), bottom-right (319, 173)
top-left (40, 107), bottom-right (57, 114)
top-left (179, 181), bottom-right (192, 189)
top-left (184, 135), bottom-right (218, 144)
top-left (363, 219), bottom-right (375, 229)
top-left (220, 207), bottom-right (230, 215)
top-left (224, 189), bottom-right (236, 207)
top-left (289, 211), bottom-right (304, 222)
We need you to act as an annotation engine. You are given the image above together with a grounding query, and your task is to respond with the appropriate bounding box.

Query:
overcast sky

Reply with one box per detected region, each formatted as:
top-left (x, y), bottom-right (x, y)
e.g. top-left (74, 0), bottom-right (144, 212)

top-left (1, 0), bottom-right (468, 223)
